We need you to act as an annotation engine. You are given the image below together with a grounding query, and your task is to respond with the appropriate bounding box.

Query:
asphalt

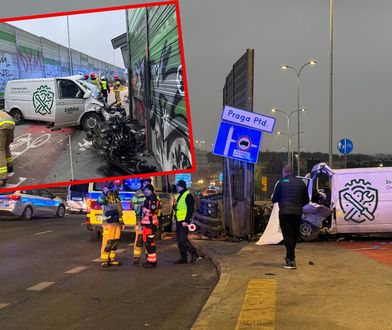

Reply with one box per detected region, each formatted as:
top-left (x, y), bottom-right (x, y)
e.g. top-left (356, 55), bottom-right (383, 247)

top-left (190, 237), bottom-right (392, 330)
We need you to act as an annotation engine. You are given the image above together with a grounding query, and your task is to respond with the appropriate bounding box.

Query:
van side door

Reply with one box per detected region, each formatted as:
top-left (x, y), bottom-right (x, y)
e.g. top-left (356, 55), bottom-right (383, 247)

top-left (55, 79), bottom-right (86, 127)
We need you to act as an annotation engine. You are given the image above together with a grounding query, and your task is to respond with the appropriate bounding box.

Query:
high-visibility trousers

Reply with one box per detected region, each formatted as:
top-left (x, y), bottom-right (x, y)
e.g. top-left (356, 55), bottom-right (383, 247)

top-left (0, 129), bottom-right (14, 180)
top-left (143, 226), bottom-right (157, 264)
top-left (101, 222), bottom-right (121, 262)
top-left (114, 91), bottom-right (121, 107)
top-left (133, 225), bottom-right (143, 258)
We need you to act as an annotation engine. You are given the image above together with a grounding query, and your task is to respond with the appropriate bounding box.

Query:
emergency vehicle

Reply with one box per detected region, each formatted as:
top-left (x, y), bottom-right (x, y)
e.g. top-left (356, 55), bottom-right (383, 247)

top-left (86, 178), bottom-right (173, 240)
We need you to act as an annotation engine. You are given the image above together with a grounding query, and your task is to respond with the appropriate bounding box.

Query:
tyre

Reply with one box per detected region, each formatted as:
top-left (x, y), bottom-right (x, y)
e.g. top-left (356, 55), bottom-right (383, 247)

top-left (10, 108), bottom-right (24, 125)
top-left (81, 112), bottom-right (102, 131)
top-left (90, 229), bottom-right (101, 241)
top-left (299, 220), bottom-right (320, 241)
top-left (21, 206), bottom-right (33, 221)
top-left (56, 204), bottom-right (66, 218)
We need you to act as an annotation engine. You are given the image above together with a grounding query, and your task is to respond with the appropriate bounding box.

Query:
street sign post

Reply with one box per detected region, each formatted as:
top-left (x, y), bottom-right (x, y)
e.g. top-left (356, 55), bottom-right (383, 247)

top-left (213, 121), bottom-right (262, 164)
top-left (337, 138), bottom-right (354, 155)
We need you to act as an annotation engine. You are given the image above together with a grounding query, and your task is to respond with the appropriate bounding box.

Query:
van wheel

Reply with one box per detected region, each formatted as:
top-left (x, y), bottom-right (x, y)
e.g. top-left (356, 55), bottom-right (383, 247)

top-left (299, 220), bottom-right (320, 241)
top-left (56, 204), bottom-right (66, 218)
top-left (10, 109), bottom-right (24, 125)
top-left (82, 113), bottom-right (102, 131)
top-left (21, 206), bottom-right (33, 221)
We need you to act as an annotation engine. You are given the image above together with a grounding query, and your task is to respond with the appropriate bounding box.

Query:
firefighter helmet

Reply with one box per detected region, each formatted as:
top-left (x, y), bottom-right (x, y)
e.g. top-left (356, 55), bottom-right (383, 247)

top-left (90, 73), bottom-right (96, 79)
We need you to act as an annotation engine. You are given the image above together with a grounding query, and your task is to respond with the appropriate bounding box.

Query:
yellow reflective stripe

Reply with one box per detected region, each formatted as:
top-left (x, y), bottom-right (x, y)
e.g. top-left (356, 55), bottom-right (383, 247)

top-left (0, 120), bottom-right (15, 126)
top-left (0, 168), bottom-right (8, 173)
top-left (6, 157), bottom-right (12, 162)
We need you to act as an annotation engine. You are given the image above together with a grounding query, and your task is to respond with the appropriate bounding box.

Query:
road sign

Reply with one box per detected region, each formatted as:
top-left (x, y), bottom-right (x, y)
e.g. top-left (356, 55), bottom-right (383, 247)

top-left (213, 121), bottom-right (262, 163)
top-left (221, 105), bottom-right (276, 133)
top-left (337, 138), bottom-right (354, 154)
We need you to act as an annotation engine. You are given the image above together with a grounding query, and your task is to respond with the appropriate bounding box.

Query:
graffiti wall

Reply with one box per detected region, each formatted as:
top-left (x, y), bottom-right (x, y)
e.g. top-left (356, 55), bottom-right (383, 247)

top-left (0, 22), bottom-right (125, 99)
top-left (127, 4), bottom-right (192, 171)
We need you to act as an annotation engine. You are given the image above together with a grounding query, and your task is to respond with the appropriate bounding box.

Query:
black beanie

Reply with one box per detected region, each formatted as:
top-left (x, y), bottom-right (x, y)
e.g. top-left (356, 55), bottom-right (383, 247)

top-left (176, 180), bottom-right (187, 189)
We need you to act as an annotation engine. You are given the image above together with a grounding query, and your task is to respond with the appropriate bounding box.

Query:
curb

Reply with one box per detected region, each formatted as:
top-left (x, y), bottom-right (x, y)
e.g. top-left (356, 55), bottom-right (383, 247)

top-left (191, 241), bottom-right (231, 330)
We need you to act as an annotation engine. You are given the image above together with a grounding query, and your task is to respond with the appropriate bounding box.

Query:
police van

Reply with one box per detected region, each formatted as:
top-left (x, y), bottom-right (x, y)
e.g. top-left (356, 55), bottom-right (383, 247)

top-left (86, 179), bottom-right (172, 240)
top-left (4, 75), bottom-right (105, 130)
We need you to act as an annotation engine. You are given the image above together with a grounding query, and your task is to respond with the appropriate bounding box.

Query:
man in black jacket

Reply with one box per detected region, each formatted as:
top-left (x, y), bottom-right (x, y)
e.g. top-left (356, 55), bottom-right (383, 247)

top-left (272, 165), bottom-right (309, 269)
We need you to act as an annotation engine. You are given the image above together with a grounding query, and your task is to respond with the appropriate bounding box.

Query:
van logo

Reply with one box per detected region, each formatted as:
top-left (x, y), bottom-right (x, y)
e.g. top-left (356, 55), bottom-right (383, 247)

top-left (32, 85), bottom-right (54, 115)
top-left (65, 106), bottom-right (79, 114)
top-left (338, 179), bottom-right (378, 223)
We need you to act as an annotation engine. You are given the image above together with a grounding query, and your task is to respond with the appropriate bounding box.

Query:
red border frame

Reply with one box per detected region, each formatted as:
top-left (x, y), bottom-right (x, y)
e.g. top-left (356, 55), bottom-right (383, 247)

top-left (0, 0), bottom-right (197, 193)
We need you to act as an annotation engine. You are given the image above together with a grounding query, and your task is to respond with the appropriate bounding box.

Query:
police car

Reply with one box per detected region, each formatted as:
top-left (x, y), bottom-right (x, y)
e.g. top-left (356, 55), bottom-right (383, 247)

top-left (0, 189), bottom-right (66, 220)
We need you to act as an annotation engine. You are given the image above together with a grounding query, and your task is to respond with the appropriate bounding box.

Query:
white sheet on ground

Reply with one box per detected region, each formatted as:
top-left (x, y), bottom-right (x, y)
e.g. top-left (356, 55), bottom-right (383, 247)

top-left (256, 203), bottom-right (283, 245)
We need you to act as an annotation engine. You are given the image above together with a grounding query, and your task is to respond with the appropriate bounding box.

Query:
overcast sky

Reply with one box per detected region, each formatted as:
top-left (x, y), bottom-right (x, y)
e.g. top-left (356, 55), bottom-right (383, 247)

top-left (2, 0), bottom-right (392, 155)
top-left (10, 10), bottom-right (126, 68)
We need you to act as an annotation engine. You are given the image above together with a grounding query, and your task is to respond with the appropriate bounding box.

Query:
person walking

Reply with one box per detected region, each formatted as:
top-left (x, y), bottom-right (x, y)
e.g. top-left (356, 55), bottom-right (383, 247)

top-left (139, 183), bottom-right (160, 268)
top-left (174, 180), bottom-right (199, 264)
top-left (271, 165), bottom-right (309, 269)
top-left (0, 110), bottom-right (15, 187)
top-left (113, 75), bottom-right (122, 109)
top-left (97, 181), bottom-right (124, 268)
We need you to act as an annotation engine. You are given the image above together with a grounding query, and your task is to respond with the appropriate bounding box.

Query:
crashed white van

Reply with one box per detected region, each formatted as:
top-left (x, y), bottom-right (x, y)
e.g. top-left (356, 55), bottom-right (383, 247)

top-left (4, 75), bottom-right (105, 130)
top-left (303, 163), bottom-right (392, 239)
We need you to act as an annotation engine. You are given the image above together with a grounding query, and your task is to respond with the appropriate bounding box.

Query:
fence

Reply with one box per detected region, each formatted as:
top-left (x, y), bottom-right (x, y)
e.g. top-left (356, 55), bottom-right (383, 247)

top-left (126, 4), bottom-right (191, 172)
top-left (0, 22), bottom-right (125, 99)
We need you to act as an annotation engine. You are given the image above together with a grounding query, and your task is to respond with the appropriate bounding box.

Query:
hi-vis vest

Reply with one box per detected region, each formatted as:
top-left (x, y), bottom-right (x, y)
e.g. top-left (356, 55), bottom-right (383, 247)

top-left (176, 190), bottom-right (190, 221)
top-left (101, 80), bottom-right (108, 91)
top-left (0, 112), bottom-right (15, 130)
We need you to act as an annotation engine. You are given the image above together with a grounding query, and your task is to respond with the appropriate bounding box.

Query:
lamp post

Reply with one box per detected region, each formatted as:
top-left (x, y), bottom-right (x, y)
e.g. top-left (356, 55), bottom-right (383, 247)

top-left (281, 60), bottom-right (316, 175)
top-left (272, 108), bottom-right (306, 167)
top-left (195, 139), bottom-right (205, 151)
top-left (277, 130), bottom-right (304, 168)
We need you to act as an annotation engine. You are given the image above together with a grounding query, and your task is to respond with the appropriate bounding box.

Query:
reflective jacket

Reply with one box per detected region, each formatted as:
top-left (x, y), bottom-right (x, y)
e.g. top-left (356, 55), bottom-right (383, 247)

top-left (97, 191), bottom-right (123, 223)
top-left (175, 190), bottom-right (194, 222)
top-left (101, 79), bottom-right (108, 91)
top-left (0, 111), bottom-right (15, 130)
top-left (113, 80), bottom-right (121, 93)
top-left (141, 194), bottom-right (160, 226)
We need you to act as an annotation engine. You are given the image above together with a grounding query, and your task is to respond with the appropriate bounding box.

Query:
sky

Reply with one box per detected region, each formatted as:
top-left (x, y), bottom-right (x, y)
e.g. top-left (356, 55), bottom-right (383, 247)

top-left (10, 10), bottom-right (127, 69)
top-left (2, 0), bottom-right (392, 155)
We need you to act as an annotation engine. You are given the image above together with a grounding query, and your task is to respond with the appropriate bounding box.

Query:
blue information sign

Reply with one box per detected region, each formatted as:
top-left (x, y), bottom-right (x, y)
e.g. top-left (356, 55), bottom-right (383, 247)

top-left (175, 173), bottom-right (192, 188)
top-left (213, 121), bottom-right (262, 163)
top-left (337, 138), bottom-right (354, 154)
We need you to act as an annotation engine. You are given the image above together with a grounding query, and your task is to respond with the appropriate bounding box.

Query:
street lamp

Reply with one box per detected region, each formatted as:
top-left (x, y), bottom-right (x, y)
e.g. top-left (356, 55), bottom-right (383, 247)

top-left (272, 108), bottom-right (306, 167)
top-left (195, 140), bottom-right (205, 150)
top-left (281, 59), bottom-right (316, 175)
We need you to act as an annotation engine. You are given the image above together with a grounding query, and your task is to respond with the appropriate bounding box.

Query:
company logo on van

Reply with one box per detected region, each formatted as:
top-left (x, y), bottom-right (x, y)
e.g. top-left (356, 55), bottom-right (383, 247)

top-left (65, 106), bottom-right (79, 114)
top-left (338, 179), bottom-right (378, 223)
top-left (32, 85), bottom-right (54, 115)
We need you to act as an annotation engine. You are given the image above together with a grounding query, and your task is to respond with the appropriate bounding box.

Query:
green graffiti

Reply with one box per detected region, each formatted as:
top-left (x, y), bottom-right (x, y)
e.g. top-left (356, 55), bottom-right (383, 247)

top-left (64, 106), bottom-right (79, 114)
top-left (33, 85), bottom-right (54, 115)
top-left (338, 179), bottom-right (378, 223)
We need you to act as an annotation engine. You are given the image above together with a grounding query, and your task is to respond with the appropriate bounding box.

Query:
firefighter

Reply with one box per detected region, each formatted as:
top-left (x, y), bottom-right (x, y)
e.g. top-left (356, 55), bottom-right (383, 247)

top-left (140, 183), bottom-right (160, 268)
top-left (100, 76), bottom-right (110, 103)
top-left (97, 181), bottom-right (124, 268)
top-left (90, 73), bottom-right (101, 90)
top-left (113, 75), bottom-right (122, 109)
top-left (131, 178), bottom-right (152, 264)
top-left (0, 110), bottom-right (15, 187)
top-left (174, 180), bottom-right (199, 264)
top-left (83, 73), bottom-right (89, 80)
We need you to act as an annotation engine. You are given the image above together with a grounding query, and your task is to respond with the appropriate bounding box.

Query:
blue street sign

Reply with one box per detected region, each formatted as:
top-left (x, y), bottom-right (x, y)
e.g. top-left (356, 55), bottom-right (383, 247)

top-left (213, 121), bottom-right (262, 163)
top-left (337, 138), bottom-right (354, 154)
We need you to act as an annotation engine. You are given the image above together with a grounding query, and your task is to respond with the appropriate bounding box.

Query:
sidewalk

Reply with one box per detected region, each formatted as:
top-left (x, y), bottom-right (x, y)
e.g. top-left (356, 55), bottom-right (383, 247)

top-left (191, 238), bottom-right (392, 330)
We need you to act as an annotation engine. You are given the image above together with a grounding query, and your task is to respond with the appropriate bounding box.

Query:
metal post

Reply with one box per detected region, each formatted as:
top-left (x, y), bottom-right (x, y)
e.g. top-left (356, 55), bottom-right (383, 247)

top-left (297, 74), bottom-right (300, 175)
top-left (329, 0), bottom-right (334, 167)
top-left (69, 134), bottom-right (74, 181)
top-left (67, 16), bottom-right (73, 75)
top-left (287, 114), bottom-right (290, 167)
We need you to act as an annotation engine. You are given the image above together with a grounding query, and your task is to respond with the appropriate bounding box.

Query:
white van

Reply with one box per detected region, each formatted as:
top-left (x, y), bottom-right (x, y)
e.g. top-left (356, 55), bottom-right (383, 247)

top-left (4, 75), bottom-right (105, 130)
top-left (302, 163), bottom-right (392, 240)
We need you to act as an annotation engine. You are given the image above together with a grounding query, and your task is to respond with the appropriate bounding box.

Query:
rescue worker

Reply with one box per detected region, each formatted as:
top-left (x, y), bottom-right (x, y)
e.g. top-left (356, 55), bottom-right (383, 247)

top-left (100, 76), bottom-right (110, 103)
top-left (90, 73), bottom-right (101, 90)
top-left (140, 183), bottom-right (160, 268)
top-left (113, 75), bottom-right (122, 109)
top-left (97, 181), bottom-right (124, 268)
top-left (0, 110), bottom-right (15, 187)
top-left (174, 180), bottom-right (199, 264)
top-left (83, 73), bottom-right (89, 80)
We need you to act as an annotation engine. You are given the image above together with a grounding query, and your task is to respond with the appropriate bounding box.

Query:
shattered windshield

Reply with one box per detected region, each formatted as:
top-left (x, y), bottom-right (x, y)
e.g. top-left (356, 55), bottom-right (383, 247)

top-left (77, 79), bottom-right (100, 98)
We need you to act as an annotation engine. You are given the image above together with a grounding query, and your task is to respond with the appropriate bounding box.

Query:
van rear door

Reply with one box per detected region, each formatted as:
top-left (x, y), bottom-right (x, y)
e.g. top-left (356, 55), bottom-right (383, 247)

top-left (55, 79), bottom-right (86, 127)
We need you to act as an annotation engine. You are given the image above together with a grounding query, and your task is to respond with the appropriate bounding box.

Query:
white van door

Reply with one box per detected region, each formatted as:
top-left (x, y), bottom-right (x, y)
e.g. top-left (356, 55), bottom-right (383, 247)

top-left (28, 80), bottom-right (57, 122)
top-left (55, 79), bottom-right (86, 127)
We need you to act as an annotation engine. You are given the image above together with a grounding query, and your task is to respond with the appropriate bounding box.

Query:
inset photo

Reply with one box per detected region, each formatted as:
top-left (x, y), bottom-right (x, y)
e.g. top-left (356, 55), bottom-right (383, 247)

top-left (0, 1), bottom-right (194, 190)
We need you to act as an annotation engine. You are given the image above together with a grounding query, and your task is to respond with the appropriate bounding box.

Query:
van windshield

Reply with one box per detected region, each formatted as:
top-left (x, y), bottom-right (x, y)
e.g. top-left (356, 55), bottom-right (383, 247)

top-left (69, 184), bottom-right (89, 200)
top-left (77, 79), bottom-right (100, 98)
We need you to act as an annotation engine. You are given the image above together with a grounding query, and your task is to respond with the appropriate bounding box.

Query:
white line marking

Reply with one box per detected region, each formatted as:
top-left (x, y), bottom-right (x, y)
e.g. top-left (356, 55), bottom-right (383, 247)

top-left (80, 222), bottom-right (86, 225)
top-left (65, 266), bottom-right (88, 274)
top-left (116, 248), bottom-right (127, 254)
top-left (26, 282), bottom-right (55, 291)
top-left (92, 258), bottom-right (101, 262)
top-left (0, 303), bottom-right (10, 309)
top-left (34, 230), bottom-right (53, 236)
